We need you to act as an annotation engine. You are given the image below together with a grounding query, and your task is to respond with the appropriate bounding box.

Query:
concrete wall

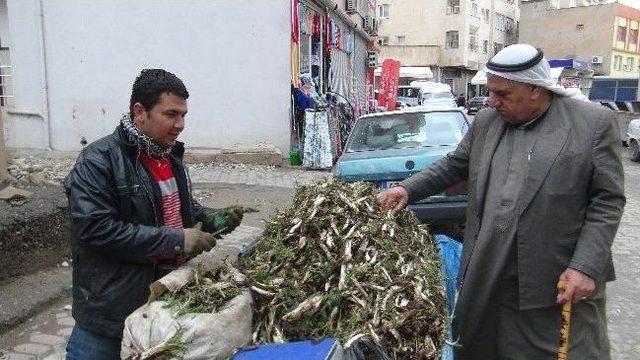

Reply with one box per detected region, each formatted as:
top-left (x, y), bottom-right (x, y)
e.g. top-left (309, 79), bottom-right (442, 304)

top-left (520, 1), bottom-right (616, 74)
top-left (379, 45), bottom-right (440, 66)
top-left (4, 0), bottom-right (48, 149)
top-left (0, 109), bottom-right (6, 181)
top-left (0, 0), bottom-right (9, 47)
top-left (5, 0), bottom-right (291, 154)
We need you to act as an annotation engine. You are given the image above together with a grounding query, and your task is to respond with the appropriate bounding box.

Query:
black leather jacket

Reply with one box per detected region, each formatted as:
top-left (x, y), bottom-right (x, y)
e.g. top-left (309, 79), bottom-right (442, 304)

top-left (64, 125), bottom-right (206, 339)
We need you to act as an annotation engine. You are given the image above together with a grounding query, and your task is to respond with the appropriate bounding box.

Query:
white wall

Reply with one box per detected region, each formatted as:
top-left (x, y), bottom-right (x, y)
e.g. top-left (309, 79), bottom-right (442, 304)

top-left (6, 0), bottom-right (291, 153)
top-left (4, 0), bottom-right (48, 149)
top-left (0, 0), bottom-right (9, 47)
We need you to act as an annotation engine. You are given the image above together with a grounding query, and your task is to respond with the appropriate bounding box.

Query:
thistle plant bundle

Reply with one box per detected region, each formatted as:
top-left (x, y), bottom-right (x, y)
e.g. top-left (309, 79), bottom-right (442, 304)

top-left (239, 180), bottom-right (447, 359)
top-left (159, 265), bottom-right (245, 317)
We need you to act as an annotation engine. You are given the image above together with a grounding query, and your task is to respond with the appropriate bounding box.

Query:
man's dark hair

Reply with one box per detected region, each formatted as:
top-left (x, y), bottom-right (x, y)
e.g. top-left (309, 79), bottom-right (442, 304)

top-left (129, 69), bottom-right (189, 118)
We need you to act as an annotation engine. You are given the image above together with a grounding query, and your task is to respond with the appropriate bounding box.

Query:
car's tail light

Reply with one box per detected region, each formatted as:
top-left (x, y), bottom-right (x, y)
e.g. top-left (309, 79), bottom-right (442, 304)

top-left (446, 180), bottom-right (468, 195)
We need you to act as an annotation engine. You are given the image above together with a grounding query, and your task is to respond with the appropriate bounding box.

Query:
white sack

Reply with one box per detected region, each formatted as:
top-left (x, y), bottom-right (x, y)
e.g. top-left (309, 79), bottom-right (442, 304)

top-left (121, 291), bottom-right (253, 360)
top-left (121, 225), bottom-right (262, 359)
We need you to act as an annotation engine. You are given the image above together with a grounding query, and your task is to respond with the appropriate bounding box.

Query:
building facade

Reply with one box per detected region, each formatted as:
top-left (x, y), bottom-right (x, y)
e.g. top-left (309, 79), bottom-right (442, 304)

top-left (520, 0), bottom-right (640, 78)
top-left (1, 0), bottom-right (375, 157)
top-left (376, 0), bottom-right (519, 97)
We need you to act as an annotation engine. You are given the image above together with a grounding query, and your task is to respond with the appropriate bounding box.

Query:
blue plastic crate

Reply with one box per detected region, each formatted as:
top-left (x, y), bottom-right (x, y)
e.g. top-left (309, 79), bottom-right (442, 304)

top-left (233, 338), bottom-right (341, 360)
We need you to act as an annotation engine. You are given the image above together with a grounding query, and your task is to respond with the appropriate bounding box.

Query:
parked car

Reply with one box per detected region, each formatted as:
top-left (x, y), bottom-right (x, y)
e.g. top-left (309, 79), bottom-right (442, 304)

top-left (396, 86), bottom-right (423, 108)
top-left (628, 119), bottom-right (640, 161)
top-left (420, 97), bottom-right (459, 110)
top-left (466, 96), bottom-right (490, 115)
top-left (333, 107), bottom-right (469, 240)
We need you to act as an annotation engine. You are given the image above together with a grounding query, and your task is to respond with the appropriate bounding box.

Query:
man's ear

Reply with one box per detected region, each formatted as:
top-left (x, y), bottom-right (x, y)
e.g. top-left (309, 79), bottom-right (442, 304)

top-left (530, 85), bottom-right (543, 100)
top-left (132, 103), bottom-right (147, 126)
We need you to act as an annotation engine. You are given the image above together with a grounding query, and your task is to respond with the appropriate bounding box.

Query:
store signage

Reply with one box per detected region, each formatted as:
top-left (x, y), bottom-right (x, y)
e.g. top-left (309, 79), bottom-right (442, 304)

top-left (377, 59), bottom-right (401, 111)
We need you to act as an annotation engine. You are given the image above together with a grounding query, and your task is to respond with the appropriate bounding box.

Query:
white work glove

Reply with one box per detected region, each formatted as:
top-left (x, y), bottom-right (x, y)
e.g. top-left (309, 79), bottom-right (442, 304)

top-left (183, 222), bottom-right (217, 256)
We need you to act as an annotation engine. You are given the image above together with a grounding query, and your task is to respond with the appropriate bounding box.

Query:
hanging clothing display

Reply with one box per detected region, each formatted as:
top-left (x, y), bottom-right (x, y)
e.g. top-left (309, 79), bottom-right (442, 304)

top-left (328, 15), bottom-right (351, 100)
top-left (303, 110), bottom-right (333, 169)
top-left (352, 35), bottom-right (368, 113)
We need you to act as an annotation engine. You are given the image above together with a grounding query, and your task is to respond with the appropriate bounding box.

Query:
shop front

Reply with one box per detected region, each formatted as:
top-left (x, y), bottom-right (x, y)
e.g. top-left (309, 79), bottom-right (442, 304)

top-left (289, 0), bottom-right (377, 168)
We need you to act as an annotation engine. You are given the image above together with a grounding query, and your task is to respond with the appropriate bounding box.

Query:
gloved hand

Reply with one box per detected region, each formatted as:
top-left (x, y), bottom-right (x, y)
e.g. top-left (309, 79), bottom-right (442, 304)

top-left (201, 206), bottom-right (244, 235)
top-left (183, 223), bottom-right (217, 256)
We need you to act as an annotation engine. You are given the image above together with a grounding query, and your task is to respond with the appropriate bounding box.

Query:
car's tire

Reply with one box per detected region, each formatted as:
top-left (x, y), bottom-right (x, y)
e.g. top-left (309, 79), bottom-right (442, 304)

top-left (630, 140), bottom-right (640, 162)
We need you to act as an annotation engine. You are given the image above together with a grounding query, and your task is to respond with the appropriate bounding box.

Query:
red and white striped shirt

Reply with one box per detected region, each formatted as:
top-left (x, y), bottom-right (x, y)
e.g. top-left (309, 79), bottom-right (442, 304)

top-left (139, 151), bottom-right (184, 229)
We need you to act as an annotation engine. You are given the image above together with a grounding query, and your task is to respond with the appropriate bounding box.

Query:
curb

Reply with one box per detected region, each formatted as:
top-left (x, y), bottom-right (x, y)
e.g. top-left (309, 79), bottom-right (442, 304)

top-left (0, 267), bottom-right (72, 336)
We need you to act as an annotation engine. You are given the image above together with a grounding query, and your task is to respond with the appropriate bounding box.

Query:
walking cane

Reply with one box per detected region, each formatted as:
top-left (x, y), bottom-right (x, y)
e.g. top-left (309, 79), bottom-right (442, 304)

top-left (557, 281), bottom-right (572, 360)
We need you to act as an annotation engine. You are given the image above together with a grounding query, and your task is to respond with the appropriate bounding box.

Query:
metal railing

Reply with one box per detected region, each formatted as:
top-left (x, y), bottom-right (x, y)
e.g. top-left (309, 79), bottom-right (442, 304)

top-left (0, 65), bottom-right (14, 107)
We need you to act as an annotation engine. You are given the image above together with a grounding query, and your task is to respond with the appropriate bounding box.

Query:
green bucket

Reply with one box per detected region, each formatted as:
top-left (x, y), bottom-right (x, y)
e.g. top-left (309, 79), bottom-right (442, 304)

top-left (289, 150), bottom-right (302, 166)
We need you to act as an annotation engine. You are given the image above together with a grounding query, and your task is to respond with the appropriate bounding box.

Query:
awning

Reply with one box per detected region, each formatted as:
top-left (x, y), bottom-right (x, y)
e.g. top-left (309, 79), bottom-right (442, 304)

top-left (375, 66), bottom-right (433, 79)
top-left (470, 70), bottom-right (486, 85)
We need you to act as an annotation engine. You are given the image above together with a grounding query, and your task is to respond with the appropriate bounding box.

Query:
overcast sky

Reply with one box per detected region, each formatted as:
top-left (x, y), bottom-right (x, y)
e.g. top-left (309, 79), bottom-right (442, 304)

top-left (618, 0), bottom-right (640, 9)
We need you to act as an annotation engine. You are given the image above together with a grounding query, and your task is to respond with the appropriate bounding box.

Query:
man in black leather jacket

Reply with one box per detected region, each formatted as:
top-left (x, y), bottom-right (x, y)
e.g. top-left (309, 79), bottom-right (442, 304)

top-left (63, 69), bottom-right (241, 359)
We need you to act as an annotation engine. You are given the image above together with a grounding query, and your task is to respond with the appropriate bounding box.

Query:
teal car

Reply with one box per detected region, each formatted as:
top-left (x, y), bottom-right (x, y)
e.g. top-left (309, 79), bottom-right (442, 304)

top-left (333, 107), bottom-right (469, 239)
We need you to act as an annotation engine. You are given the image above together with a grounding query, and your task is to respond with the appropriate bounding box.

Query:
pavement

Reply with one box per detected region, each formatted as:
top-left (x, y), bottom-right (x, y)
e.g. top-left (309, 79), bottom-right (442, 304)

top-left (0, 163), bottom-right (329, 360)
top-left (1, 154), bottom-right (639, 359)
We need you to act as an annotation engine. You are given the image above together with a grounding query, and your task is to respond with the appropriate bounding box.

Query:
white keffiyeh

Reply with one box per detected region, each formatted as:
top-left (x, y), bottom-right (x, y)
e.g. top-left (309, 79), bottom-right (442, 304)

top-left (484, 44), bottom-right (589, 102)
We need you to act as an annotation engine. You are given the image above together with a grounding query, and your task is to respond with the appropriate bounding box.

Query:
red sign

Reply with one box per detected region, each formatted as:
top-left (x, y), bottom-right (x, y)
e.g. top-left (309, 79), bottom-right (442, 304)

top-left (377, 59), bottom-right (401, 111)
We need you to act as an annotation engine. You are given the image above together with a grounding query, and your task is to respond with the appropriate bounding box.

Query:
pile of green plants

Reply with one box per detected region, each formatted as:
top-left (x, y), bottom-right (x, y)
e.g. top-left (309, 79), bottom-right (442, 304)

top-left (239, 180), bottom-right (447, 359)
top-left (159, 265), bottom-right (244, 317)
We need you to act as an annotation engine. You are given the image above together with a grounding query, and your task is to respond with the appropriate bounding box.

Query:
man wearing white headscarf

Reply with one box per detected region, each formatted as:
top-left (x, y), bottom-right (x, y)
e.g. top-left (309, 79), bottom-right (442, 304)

top-left (378, 44), bottom-right (625, 359)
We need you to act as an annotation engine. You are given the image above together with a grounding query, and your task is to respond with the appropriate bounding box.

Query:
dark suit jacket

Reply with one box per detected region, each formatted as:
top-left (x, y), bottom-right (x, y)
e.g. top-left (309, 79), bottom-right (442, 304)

top-left (400, 95), bottom-right (625, 349)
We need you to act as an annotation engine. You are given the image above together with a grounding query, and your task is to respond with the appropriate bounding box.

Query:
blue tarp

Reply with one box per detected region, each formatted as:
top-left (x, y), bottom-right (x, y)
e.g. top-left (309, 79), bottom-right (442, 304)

top-left (233, 338), bottom-right (340, 360)
top-left (435, 234), bottom-right (463, 360)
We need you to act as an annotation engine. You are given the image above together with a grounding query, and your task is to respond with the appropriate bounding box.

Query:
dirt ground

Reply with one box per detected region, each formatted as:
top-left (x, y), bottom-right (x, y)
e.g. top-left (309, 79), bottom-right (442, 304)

top-left (0, 181), bottom-right (294, 284)
top-left (0, 184), bottom-right (70, 283)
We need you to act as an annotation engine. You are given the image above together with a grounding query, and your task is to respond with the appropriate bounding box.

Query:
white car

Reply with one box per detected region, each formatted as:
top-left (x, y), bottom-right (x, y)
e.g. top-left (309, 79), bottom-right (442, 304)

top-left (628, 119), bottom-right (640, 162)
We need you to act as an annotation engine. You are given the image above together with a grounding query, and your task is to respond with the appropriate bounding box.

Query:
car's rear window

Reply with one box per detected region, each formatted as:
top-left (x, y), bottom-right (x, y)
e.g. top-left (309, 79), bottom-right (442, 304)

top-left (346, 111), bottom-right (469, 152)
top-left (398, 87), bottom-right (420, 98)
top-left (423, 92), bottom-right (453, 100)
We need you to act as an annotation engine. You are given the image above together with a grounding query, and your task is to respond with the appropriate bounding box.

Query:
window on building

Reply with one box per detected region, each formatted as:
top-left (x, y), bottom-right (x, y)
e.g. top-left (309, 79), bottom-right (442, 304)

top-left (469, 26), bottom-right (479, 52)
top-left (482, 9), bottom-right (490, 23)
top-left (569, 0), bottom-right (577, 7)
top-left (379, 36), bottom-right (389, 46)
top-left (550, 0), bottom-right (560, 9)
top-left (378, 4), bottom-right (390, 19)
top-left (447, 0), bottom-right (460, 14)
top-left (396, 36), bottom-right (406, 45)
top-left (495, 13), bottom-right (505, 31)
top-left (483, 40), bottom-right (488, 54)
top-left (614, 55), bottom-right (622, 70)
top-left (471, 3), bottom-right (479, 18)
top-left (626, 57), bottom-right (635, 71)
top-left (630, 28), bottom-right (639, 48)
top-left (446, 31), bottom-right (459, 49)
top-left (494, 42), bottom-right (503, 55)
top-left (617, 24), bottom-right (628, 43)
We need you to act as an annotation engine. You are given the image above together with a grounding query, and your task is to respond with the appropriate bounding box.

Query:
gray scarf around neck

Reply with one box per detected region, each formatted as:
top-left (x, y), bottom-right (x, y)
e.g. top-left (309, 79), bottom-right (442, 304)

top-left (120, 114), bottom-right (172, 157)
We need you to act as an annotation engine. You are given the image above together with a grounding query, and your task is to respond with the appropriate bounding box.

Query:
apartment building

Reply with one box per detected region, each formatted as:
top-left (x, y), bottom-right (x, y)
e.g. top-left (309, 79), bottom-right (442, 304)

top-left (520, 0), bottom-right (640, 77)
top-left (376, 0), bottom-right (519, 97)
